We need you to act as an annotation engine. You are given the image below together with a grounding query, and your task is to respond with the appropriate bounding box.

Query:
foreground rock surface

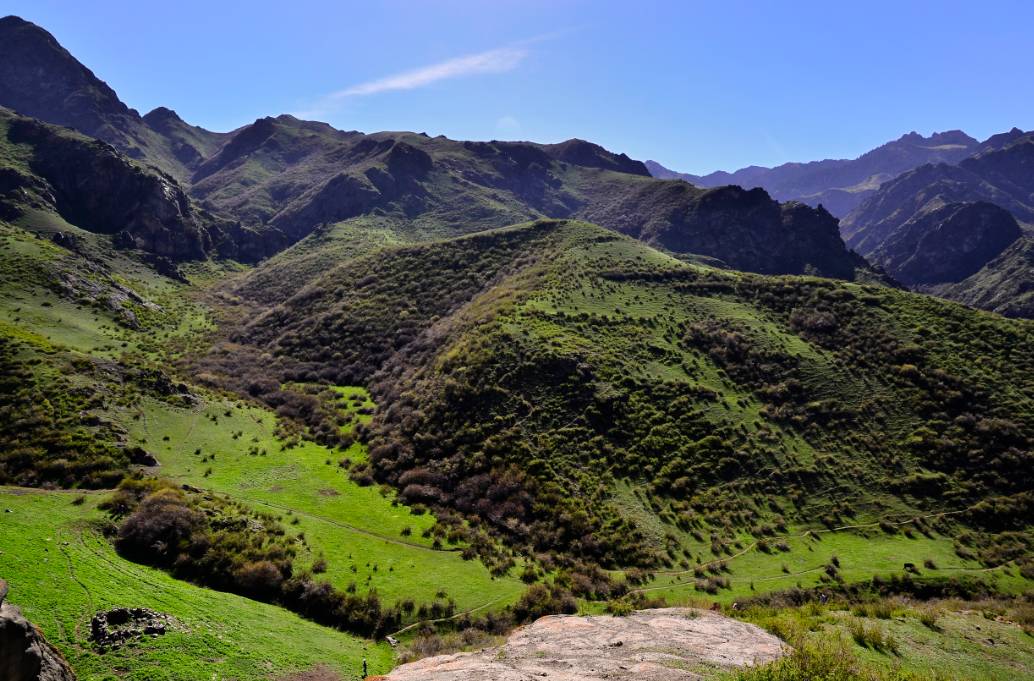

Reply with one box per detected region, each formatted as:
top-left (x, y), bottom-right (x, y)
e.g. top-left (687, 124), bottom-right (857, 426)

top-left (0, 590), bottom-right (77, 681)
top-left (386, 608), bottom-right (787, 681)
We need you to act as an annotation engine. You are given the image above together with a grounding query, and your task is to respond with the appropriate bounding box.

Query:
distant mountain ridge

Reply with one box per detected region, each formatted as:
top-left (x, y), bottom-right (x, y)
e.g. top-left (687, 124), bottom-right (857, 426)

top-left (184, 114), bottom-right (871, 278)
top-left (647, 130), bottom-right (981, 216)
top-left (650, 126), bottom-right (1034, 318)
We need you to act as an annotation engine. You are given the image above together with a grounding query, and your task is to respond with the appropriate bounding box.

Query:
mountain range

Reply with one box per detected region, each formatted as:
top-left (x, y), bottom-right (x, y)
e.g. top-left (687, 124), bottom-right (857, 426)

top-left (0, 15), bottom-right (876, 282)
top-left (4, 14), bottom-right (1028, 317)
top-left (841, 130), bottom-right (1034, 317)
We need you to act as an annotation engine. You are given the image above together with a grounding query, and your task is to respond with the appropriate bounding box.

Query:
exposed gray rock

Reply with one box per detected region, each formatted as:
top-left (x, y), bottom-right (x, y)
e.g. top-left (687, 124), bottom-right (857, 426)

top-left (0, 582), bottom-right (77, 681)
top-left (387, 608), bottom-right (786, 680)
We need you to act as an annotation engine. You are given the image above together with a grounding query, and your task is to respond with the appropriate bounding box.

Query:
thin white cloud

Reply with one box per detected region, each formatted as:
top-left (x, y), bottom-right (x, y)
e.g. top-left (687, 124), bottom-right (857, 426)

top-left (338, 46), bottom-right (527, 98)
top-left (293, 30), bottom-right (580, 120)
top-left (293, 45), bottom-right (528, 118)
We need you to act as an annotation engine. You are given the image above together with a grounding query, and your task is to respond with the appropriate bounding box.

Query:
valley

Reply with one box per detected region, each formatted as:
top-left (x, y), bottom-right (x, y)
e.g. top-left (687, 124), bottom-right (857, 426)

top-left (0, 10), bottom-right (1031, 681)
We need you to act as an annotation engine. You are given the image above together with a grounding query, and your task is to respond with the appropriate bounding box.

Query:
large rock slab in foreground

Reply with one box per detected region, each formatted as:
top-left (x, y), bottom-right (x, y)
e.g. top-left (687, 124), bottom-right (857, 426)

top-left (386, 608), bottom-right (787, 681)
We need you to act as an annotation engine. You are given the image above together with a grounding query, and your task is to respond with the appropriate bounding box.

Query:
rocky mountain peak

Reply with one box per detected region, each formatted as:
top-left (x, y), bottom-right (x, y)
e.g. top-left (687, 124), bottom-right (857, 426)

top-left (142, 106), bottom-right (183, 125)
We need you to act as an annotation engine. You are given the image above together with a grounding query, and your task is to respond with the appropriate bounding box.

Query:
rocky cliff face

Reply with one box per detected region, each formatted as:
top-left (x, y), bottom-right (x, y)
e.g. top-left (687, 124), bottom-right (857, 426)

top-left (1, 110), bottom-right (225, 260)
top-left (574, 180), bottom-right (871, 279)
top-left (0, 583), bottom-right (76, 681)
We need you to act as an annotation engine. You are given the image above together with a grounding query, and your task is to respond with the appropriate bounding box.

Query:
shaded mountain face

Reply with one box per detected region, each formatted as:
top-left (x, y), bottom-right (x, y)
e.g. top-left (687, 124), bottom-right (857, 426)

top-left (0, 16), bottom-right (228, 181)
top-left (647, 130), bottom-right (980, 217)
top-left (841, 132), bottom-right (1034, 317)
top-left (933, 236), bottom-right (1034, 318)
top-left (864, 201), bottom-right (1021, 286)
top-left (835, 133), bottom-right (1034, 251)
top-left (572, 180), bottom-right (871, 278)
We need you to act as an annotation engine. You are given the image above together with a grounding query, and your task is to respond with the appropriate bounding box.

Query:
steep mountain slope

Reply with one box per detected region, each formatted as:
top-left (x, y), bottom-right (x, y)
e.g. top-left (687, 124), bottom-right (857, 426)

top-left (931, 236), bottom-right (1034, 318)
top-left (0, 16), bottom-right (228, 181)
top-left (647, 130), bottom-right (980, 217)
top-left (841, 132), bottom-right (1034, 316)
top-left (215, 219), bottom-right (1033, 573)
top-left (842, 134), bottom-right (1034, 250)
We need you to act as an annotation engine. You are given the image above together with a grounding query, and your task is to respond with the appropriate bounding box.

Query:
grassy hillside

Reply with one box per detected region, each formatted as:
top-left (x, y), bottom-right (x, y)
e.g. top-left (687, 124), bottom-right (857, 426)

top-left (1, 16), bottom-right (1030, 679)
top-left (730, 595), bottom-right (1034, 680)
top-left (221, 220), bottom-right (1032, 588)
top-left (1, 163), bottom-right (1030, 678)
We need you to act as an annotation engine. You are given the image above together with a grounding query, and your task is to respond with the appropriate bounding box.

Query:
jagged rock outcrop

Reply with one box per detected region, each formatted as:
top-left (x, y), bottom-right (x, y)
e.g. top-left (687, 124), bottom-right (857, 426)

top-left (0, 582), bottom-right (77, 681)
top-left (575, 181), bottom-right (872, 279)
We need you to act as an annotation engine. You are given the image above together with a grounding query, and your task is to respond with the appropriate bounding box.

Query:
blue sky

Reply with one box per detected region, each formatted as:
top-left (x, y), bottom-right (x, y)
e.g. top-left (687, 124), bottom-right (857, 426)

top-left (6, 0), bottom-right (1033, 174)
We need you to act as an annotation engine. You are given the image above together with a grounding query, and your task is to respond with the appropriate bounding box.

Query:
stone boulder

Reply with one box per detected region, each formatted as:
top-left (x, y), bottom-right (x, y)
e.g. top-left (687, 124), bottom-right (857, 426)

top-left (0, 581), bottom-right (77, 681)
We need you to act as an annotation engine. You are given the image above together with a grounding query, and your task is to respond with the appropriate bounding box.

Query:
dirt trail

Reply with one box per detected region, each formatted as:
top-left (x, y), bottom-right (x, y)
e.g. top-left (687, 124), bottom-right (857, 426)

top-left (385, 608), bottom-right (786, 680)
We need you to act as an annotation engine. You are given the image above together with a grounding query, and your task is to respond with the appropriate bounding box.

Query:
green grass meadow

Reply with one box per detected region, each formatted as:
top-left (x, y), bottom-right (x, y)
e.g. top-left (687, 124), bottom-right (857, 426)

top-left (0, 489), bottom-right (393, 681)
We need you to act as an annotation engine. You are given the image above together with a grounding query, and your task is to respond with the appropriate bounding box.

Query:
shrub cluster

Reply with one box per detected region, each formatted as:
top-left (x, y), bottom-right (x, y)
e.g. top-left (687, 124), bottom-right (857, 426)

top-left (104, 478), bottom-right (403, 637)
